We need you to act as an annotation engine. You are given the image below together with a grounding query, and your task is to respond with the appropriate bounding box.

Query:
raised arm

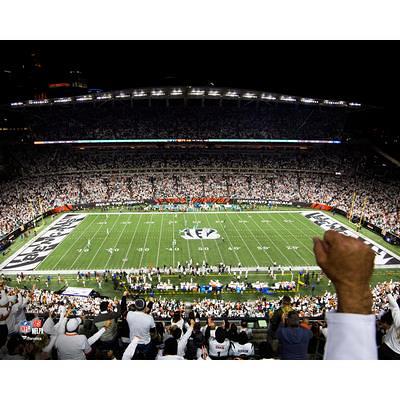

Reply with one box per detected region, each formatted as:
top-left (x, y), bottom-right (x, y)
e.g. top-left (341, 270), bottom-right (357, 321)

top-left (386, 286), bottom-right (400, 329)
top-left (313, 230), bottom-right (377, 360)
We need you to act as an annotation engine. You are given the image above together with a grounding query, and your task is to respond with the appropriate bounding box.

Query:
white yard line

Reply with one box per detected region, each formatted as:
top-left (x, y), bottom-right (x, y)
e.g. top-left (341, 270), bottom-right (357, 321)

top-left (121, 214), bottom-right (143, 269)
top-left (240, 213), bottom-right (274, 264)
top-left (204, 212), bottom-right (225, 263)
top-left (172, 215), bottom-right (176, 267)
top-left (250, 213), bottom-right (294, 265)
top-left (104, 214), bottom-right (132, 269)
top-left (211, 215), bottom-right (242, 264)
top-left (272, 214), bottom-right (315, 261)
top-left (224, 212), bottom-right (260, 267)
top-left (86, 215), bottom-right (122, 269)
top-left (138, 214), bottom-right (154, 267)
top-left (155, 213), bottom-right (164, 268)
top-left (182, 213), bottom-right (193, 265)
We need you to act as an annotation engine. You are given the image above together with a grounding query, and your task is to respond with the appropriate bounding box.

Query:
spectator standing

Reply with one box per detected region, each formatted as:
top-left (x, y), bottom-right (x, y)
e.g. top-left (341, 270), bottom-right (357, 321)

top-left (277, 311), bottom-right (313, 360)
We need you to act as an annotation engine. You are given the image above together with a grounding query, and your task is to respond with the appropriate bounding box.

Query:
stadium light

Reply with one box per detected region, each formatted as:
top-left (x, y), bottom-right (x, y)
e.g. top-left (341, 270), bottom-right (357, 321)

top-left (280, 96), bottom-right (297, 103)
top-left (96, 94), bottom-right (113, 100)
top-left (170, 89), bottom-right (183, 96)
top-left (349, 102), bottom-right (362, 107)
top-left (133, 90), bottom-right (147, 97)
top-left (243, 93), bottom-right (257, 99)
top-left (10, 102), bottom-right (24, 107)
top-left (301, 98), bottom-right (319, 104)
top-left (54, 98), bottom-right (72, 103)
top-left (28, 99), bottom-right (49, 105)
top-left (208, 90), bottom-right (221, 97)
top-left (261, 94), bottom-right (277, 101)
top-left (190, 89), bottom-right (205, 96)
top-left (323, 100), bottom-right (346, 106)
top-left (151, 90), bottom-right (165, 96)
top-left (225, 91), bottom-right (239, 98)
top-left (115, 93), bottom-right (130, 99)
top-left (76, 95), bottom-right (93, 102)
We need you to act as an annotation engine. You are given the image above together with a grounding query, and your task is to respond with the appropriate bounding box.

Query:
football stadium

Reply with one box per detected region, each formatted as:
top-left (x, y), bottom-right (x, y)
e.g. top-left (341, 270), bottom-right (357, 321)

top-left (0, 43), bottom-right (397, 361)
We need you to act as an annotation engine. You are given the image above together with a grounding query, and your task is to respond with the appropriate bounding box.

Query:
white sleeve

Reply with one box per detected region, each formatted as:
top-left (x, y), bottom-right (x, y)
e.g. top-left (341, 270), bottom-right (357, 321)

top-left (88, 327), bottom-right (105, 346)
top-left (324, 312), bottom-right (377, 360)
top-left (43, 317), bottom-right (55, 336)
top-left (178, 327), bottom-right (193, 357)
top-left (122, 339), bottom-right (139, 360)
top-left (387, 294), bottom-right (400, 329)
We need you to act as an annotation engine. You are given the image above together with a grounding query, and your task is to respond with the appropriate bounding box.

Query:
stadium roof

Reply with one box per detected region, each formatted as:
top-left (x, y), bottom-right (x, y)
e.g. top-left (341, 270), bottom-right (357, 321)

top-left (9, 86), bottom-right (366, 109)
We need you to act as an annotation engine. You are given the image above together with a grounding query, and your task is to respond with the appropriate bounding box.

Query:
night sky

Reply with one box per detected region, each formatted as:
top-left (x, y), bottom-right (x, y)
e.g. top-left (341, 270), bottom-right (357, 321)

top-left (0, 41), bottom-right (385, 107)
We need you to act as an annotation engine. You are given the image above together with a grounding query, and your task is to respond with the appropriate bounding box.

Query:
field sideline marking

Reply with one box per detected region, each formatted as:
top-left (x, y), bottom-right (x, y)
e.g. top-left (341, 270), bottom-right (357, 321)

top-left (75, 210), bottom-right (308, 215)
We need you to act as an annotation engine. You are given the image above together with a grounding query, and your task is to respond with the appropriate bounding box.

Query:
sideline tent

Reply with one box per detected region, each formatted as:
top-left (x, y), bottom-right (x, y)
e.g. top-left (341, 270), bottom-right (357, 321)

top-left (62, 287), bottom-right (93, 297)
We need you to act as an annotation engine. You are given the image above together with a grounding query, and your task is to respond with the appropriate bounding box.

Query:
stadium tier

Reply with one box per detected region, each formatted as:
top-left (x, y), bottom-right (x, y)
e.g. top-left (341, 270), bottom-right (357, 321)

top-left (0, 89), bottom-right (398, 360)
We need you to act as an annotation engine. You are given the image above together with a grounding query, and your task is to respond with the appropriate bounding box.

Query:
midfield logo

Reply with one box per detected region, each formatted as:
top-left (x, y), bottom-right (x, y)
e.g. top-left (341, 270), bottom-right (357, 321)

top-left (180, 228), bottom-right (221, 240)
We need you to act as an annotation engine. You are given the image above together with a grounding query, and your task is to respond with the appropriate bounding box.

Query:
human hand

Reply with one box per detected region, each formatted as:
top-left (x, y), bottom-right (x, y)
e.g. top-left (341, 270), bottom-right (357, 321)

top-left (104, 319), bottom-right (113, 329)
top-left (313, 230), bottom-right (374, 314)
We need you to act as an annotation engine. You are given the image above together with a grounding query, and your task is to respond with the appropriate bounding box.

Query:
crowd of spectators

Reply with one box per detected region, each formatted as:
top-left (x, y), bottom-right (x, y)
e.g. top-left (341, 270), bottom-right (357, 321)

top-left (1, 147), bottom-right (398, 238)
top-left (0, 278), bottom-right (398, 360)
top-left (16, 103), bottom-right (349, 141)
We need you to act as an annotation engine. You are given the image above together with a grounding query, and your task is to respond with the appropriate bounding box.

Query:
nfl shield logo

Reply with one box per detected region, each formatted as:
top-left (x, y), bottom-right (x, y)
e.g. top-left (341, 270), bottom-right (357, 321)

top-left (19, 320), bottom-right (32, 334)
top-left (32, 319), bottom-right (42, 329)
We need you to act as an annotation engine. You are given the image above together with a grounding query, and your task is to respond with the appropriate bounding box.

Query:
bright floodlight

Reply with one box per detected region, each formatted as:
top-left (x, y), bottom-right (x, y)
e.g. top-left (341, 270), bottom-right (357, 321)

top-left (133, 91), bottom-right (147, 97)
top-left (243, 93), bottom-right (257, 99)
top-left (170, 89), bottom-right (183, 96)
top-left (151, 90), bottom-right (165, 96)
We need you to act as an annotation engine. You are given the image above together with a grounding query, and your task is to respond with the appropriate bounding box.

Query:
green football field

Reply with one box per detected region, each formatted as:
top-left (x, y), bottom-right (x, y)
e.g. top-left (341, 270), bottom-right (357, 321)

top-left (35, 211), bottom-right (325, 271)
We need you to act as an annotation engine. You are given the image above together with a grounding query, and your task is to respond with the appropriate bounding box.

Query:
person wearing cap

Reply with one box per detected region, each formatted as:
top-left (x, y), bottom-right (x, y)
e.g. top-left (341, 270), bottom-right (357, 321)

top-left (126, 298), bottom-right (156, 359)
top-left (276, 311), bottom-right (313, 360)
top-left (55, 314), bottom-right (112, 360)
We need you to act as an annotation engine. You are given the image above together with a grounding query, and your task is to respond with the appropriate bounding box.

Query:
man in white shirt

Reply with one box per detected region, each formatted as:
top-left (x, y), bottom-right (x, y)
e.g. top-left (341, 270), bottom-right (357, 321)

top-left (126, 298), bottom-right (156, 359)
top-left (313, 230), bottom-right (377, 360)
top-left (55, 316), bottom-right (110, 360)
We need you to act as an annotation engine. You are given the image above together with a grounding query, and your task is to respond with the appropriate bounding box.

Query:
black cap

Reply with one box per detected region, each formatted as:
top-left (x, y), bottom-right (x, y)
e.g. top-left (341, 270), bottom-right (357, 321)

top-left (134, 298), bottom-right (146, 311)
